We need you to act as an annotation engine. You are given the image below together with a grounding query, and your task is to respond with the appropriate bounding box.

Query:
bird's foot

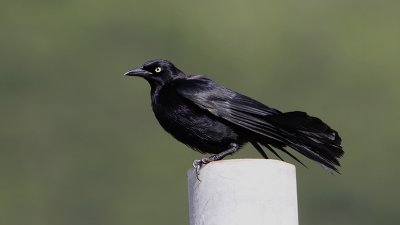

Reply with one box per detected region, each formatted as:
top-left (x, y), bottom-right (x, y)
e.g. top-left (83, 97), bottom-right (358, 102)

top-left (192, 143), bottom-right (240, 181)
top-left (192, 158), bottom-right (212, 180)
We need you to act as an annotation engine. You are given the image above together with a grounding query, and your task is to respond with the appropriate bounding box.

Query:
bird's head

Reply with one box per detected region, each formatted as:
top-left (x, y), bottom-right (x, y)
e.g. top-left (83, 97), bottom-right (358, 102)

top-left (124, 59), bottom-right (184, 87)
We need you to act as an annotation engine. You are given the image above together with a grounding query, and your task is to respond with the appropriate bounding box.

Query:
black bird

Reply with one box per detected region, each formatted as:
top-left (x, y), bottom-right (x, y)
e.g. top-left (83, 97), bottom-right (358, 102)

top-left (125, 59), bottom-right (344, 173)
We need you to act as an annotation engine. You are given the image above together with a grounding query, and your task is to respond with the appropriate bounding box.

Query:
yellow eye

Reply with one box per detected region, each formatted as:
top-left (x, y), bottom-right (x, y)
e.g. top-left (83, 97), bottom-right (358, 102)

top-left (155, 67), bottom-right (162, 73)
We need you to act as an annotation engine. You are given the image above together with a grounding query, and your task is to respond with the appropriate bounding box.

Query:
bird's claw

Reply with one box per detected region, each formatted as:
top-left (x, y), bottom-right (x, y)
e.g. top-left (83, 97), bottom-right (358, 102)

top-left (192, 158), bottom-right (211, 180)
top-left (192, 160), bottom-right (202, 178)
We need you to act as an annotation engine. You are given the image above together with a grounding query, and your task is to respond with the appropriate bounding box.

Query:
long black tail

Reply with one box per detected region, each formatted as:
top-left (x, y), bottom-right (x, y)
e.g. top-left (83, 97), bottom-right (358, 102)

top-left (254, 111), bottom-right (344, 172)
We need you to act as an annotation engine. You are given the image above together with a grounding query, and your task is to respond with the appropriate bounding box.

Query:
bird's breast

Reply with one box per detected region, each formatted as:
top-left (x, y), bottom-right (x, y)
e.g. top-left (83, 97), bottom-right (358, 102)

top-left (150, 88), bottom-right (240, 153)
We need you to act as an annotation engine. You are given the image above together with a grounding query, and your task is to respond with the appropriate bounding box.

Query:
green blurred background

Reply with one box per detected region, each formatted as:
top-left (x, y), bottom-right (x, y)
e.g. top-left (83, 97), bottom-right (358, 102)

top-left (1, 0), bottom-right (399, 224)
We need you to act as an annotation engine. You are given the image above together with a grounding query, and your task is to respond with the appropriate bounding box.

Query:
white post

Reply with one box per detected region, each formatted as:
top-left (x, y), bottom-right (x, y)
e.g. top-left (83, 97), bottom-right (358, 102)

top-left (188, 159), bottom-right (299, 225)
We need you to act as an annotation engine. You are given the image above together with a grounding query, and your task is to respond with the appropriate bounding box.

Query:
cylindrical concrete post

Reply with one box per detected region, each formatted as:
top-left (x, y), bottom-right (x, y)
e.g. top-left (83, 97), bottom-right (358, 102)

top-left (188, 159), bottom-right (298, 225)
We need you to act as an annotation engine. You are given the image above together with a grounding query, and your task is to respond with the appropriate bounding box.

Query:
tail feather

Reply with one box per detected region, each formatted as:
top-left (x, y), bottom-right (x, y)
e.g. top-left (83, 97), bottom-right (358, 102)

top-left (256, 111), bottom-right (343, 172)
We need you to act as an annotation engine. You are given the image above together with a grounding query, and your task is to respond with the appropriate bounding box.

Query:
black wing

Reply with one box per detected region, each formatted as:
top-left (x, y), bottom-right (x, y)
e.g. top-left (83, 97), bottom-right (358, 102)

top-left (174, 77), bottom-right (285, 141)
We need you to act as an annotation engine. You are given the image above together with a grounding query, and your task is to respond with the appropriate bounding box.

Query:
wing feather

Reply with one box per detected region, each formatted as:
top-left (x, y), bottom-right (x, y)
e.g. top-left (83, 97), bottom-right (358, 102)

top-left (175, 77), bottom-right (283, 141)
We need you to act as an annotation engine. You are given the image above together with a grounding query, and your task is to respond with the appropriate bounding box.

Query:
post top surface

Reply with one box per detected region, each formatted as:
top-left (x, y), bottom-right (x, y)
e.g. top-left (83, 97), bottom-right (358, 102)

top-left (188, 159), bottom-right (296, 177)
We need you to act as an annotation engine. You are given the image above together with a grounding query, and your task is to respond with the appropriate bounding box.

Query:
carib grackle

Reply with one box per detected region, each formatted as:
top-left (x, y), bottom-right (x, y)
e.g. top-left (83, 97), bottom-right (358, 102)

top-left (125, 59), bottom-right (344, 174)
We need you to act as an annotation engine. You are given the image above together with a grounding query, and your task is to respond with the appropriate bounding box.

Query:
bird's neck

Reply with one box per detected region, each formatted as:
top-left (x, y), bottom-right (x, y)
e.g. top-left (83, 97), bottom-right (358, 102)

top-left (149, 80), bottom-right (167, 106)
top-left (150, 79), bottom-right (178, 107)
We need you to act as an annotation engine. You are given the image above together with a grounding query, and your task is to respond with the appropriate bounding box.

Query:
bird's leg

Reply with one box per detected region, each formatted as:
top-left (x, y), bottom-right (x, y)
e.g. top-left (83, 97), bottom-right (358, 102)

top-left (192, 143), bottom-right (239, 176)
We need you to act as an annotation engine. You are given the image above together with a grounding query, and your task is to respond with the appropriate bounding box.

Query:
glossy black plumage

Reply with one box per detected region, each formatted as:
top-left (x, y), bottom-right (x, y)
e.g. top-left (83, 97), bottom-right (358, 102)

top-left (125, 59), bottom-right (344, 172)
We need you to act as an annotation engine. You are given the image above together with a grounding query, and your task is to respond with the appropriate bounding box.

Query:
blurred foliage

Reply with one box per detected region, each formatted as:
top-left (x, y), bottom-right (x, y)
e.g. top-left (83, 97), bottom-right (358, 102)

top-left (1, 0), bottom-right (399, 224)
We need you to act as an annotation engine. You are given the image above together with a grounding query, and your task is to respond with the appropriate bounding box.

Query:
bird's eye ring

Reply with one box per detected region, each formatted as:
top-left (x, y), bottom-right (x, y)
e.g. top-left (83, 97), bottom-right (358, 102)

top-left (155, 67), bottom-right (162, 73)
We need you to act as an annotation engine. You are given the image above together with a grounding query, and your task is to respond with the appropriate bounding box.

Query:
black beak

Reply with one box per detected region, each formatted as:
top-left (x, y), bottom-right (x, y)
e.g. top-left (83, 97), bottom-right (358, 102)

top-left (124, 68), bottom-right (152, 77)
